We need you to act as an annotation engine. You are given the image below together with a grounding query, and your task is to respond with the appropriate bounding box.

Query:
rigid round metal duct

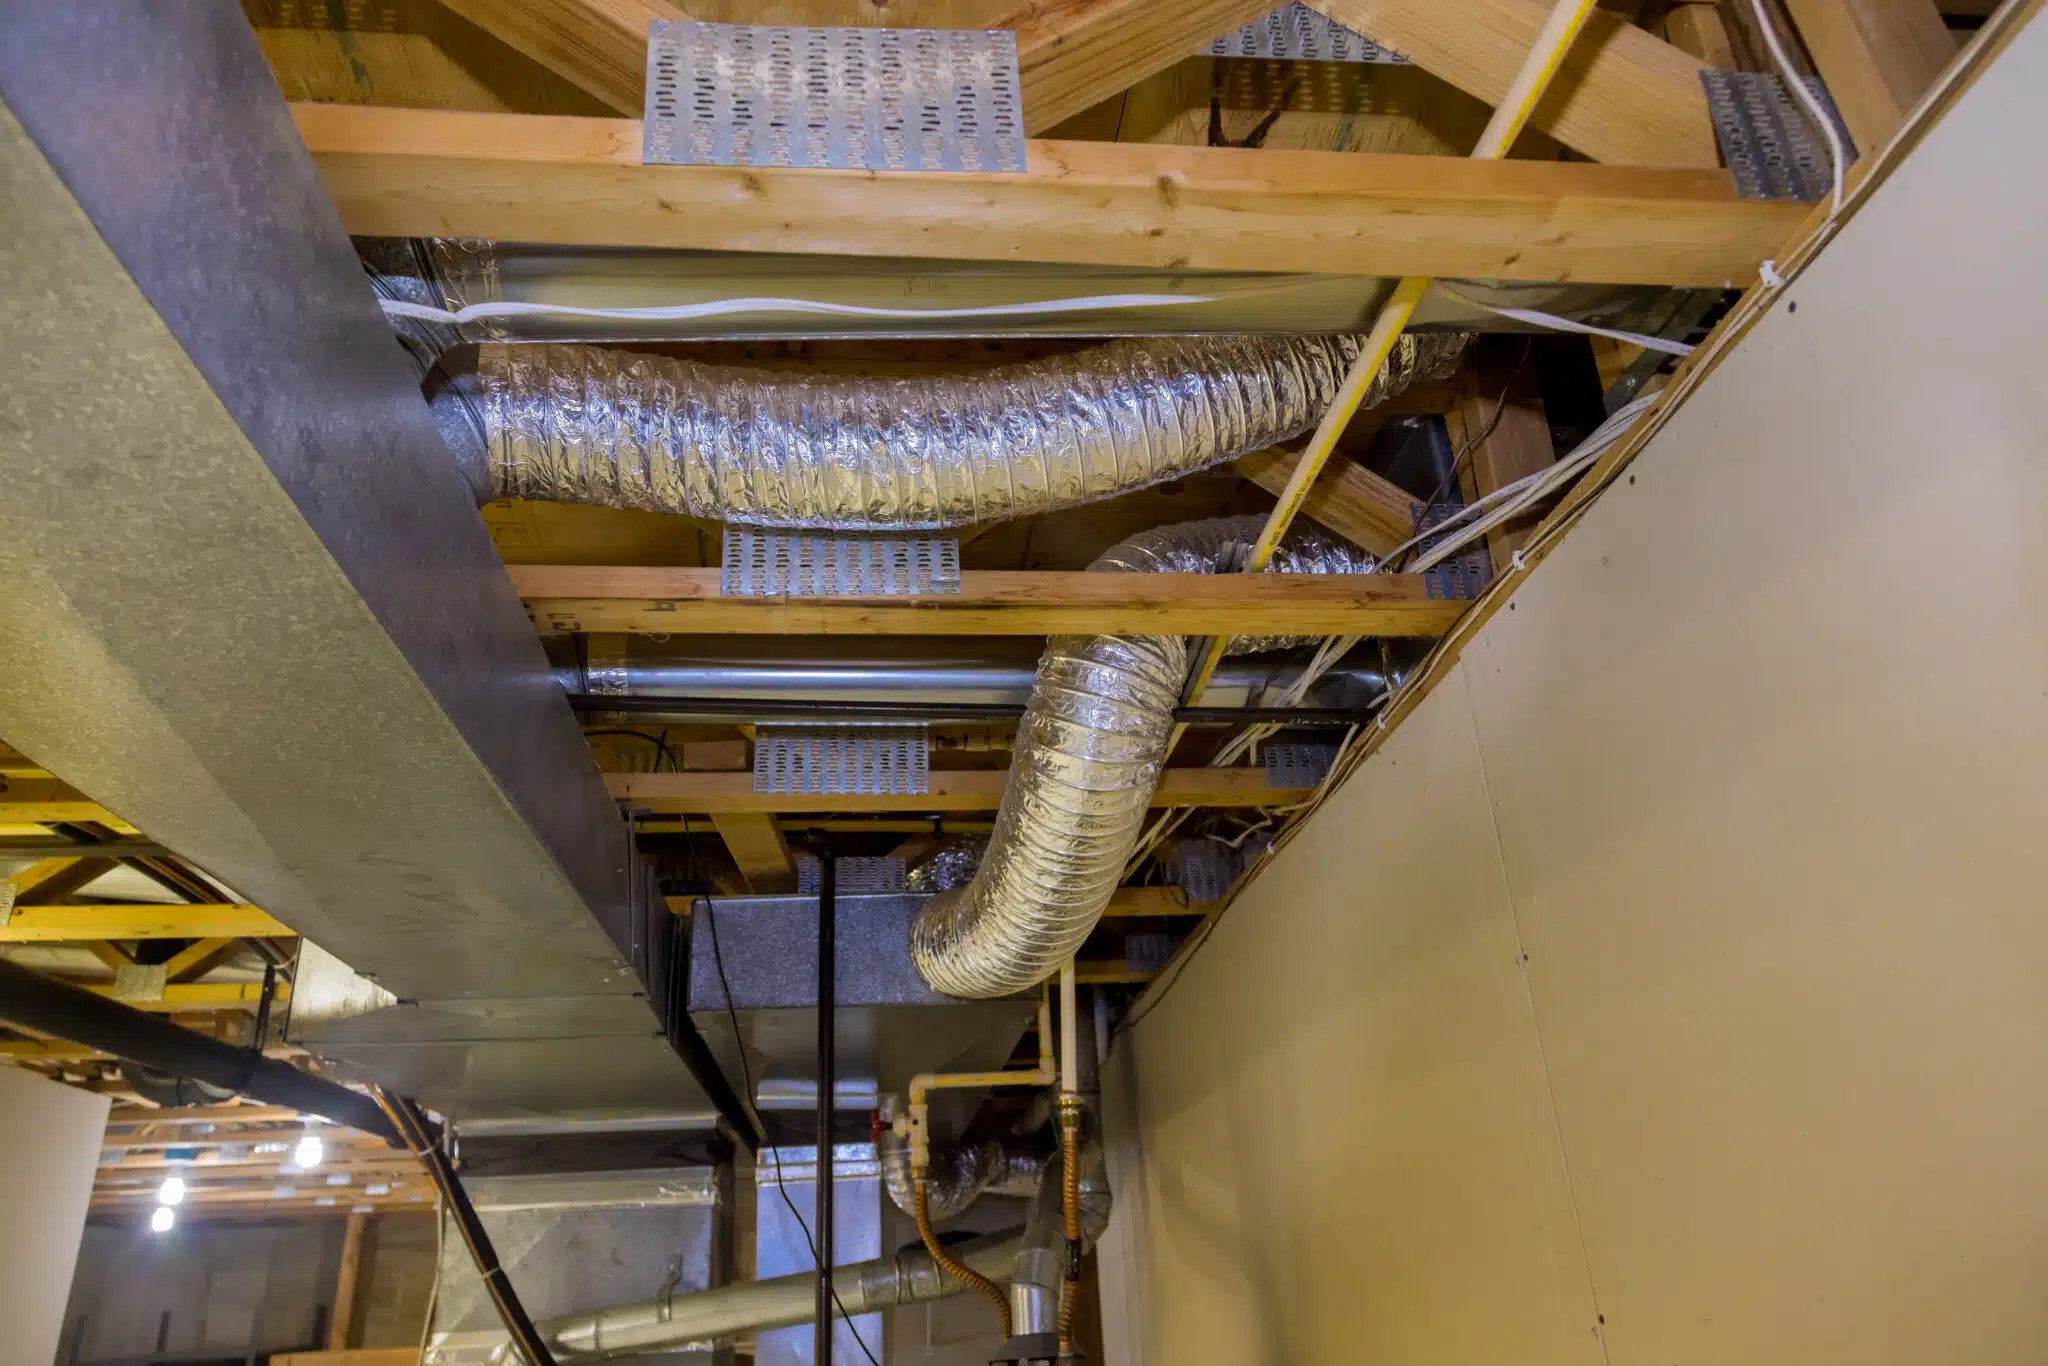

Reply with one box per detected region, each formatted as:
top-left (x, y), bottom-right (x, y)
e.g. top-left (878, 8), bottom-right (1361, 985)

top-left (909, 515), bottom-right (1375, 999)
top-left (434, 332), bottom-right (1467, 528)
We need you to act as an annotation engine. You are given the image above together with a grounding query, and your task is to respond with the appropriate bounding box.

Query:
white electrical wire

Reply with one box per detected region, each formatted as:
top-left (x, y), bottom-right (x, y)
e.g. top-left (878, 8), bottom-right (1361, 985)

top-left (1436, 288), bottom-right (1699, 356)
top-left (378, 292), bottom-right (1215, 327)
top-left (1748, 0), bottom-right (1848, 215)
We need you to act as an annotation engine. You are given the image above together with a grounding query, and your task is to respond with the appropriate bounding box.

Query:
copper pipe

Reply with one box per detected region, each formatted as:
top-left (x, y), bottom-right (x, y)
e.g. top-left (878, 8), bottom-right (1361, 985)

top-left (916, 1175), bottom-right (1012, 1338)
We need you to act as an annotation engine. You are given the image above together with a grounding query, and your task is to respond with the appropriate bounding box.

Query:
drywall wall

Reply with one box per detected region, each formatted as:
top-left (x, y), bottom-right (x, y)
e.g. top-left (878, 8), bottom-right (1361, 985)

top-left (0, 1067), bottom-right (107, 1366)
top-left (1112, 11), bottom-right (2048, 1365)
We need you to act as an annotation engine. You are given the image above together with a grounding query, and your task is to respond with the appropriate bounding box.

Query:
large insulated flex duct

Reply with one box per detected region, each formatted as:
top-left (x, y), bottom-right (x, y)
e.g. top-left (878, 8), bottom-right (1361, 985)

top-left (454, 333), bottom-right (1466, 528)
top-left (909, 516), bottom-right (1376, 998)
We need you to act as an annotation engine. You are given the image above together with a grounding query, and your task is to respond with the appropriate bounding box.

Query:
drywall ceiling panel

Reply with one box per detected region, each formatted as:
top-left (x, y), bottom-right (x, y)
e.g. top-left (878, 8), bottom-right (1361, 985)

top-left (1460, 15), bottom-right (2048, 1366)
top-left (1126, 669), bottom-right (1601, 1366)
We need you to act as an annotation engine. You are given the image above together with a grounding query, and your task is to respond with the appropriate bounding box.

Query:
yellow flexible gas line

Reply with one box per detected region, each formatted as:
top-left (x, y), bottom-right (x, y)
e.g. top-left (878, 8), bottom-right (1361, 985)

top-left (1056, 961), bottom-right (1084, 1354)
top-left (1173, 0), bottom-right (1603, 717)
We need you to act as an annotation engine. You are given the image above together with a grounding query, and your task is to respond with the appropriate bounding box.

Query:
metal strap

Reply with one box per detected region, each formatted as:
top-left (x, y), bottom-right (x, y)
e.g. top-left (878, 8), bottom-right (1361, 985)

top-left (645, 22), bottom-right (1025, 173)
top-left (721, 529), bottom-right (961, 597)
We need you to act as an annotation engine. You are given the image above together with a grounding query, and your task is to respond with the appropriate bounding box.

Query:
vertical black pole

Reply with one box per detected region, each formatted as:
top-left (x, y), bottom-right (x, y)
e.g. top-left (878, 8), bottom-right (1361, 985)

top-left (814, 841), bottom-right (836, 1365)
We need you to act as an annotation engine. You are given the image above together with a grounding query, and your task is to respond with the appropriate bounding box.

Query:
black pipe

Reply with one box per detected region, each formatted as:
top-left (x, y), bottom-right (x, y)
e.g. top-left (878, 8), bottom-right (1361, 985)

top-left (565, 693), bottom-right (1377, 727)
top-left (0, 958), bottom-right (400, 1143)
top-left (815, 842), bottom-right (837, 1365)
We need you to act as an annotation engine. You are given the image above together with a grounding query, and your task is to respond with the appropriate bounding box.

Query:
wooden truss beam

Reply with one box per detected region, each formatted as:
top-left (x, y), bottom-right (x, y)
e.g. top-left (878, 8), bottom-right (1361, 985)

top-left (0, 903), bottom-right (293, 943)
top-left (608, 767), bottom-right (1307, 813)
top-left (1000, 0), bottom-right (1279, 132)
top-left (437, 0), bottom-right (683, 115)
top-left (514, 566), bottom-right (1467, 637)
top-left (1778, 0), bottom-right (1954, 151)
top-left (293, 104), bottom-right (1806, 288)
top-left (1313, 0), bottom-right (1723, 167)
top-left (710, 813), bottom-right (799, 892)
top-left (1234, 447), bottom-right (1417, 558)
top-left (73, 981), bottom-right (287, 1013)
top-left (0, 780), bottom-right (119, 825)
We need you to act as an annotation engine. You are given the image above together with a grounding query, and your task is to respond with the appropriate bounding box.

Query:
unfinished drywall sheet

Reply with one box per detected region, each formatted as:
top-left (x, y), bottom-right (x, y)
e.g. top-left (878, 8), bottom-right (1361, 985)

top-left (0, 1067), bottom-right (109, 1366)
top-left (1458, 12), bottom-right (2048, 1363)
top-left (1125, 668), bottom-right (1601, 1366)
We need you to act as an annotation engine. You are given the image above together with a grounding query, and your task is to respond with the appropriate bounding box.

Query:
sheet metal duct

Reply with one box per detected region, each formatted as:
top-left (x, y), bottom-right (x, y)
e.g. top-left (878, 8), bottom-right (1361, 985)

top-left (0, 9), bottom-right (722, 1123)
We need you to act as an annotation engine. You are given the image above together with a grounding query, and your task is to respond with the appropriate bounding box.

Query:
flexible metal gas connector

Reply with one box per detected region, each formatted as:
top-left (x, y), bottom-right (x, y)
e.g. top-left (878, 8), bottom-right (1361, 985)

top-left (1057, 1094), bottom-right (1085, 1355)
top-left (916, 1175), bottom-right (1013, 1338)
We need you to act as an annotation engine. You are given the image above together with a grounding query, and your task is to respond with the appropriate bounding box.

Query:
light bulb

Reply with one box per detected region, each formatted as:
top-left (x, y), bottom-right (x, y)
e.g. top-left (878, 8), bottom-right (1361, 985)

top-left (149, 1205), bottom-right (175, 1234)
top-left (293, 1134), bottom-right (324, 1170)
top-left (156, 1175), bottom-right (186, 1206)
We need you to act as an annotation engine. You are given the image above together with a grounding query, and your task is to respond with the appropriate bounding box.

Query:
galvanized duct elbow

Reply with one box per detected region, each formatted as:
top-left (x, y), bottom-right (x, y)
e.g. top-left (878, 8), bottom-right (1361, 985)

top-left (457, 333), bottom-right (1466, 528)
top-left (909, 515), bottom-right (1375, 998)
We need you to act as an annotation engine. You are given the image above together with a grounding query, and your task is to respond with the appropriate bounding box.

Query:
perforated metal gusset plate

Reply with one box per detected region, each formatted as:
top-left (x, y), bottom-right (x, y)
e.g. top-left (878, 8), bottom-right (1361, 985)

top-left (795, 855), bottom-right (908, 894)
top-left (1700, 69), bottom-right (1836, 202)
top-left (721, 529), bottom-right (961, 597)
top-left (1164, 838), bottom-right (1242, 903)
top-left (1265, 742), bottom-right (1339, 791)
top-left (644, 22), bottom-right (1026, 174)
top-left (1125, 932), bottom-right (1180, 974)
top-left (755, 726), bottom-right (929, 796)
top-left (1200, 3), bottom-right (1407, 62)
top-left (1413, 497), bottom-right (1492, 601)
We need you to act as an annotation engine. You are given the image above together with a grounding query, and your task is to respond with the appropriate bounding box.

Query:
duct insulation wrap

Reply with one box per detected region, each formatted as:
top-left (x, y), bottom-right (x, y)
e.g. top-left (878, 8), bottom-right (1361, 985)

top-left (910, 515), bottom-right (1376, 998)
top-left (466, 333), bottom-right (1467, 529)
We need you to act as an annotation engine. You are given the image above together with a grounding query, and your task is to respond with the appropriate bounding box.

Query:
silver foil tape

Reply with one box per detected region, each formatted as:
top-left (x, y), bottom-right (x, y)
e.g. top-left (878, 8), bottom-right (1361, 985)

top-left (472, 333), bottom-right (1468, 530)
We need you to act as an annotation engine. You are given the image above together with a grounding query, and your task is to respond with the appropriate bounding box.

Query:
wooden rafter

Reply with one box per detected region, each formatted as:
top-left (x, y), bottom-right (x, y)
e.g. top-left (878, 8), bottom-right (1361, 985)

top-left (292, 103), bottom-right (1806, 287)
top-left (1312, 0), bottom-right (1723, 166)
top-left (1234, 446), bottom-right (1417, 558)
top-left (608, 767), bottom-right (1307, 813)
top-left (998, 0), bottom-right (1279, 131)
top-left (436, 0), bottom-right (683, 115)
top-left (1778, 0), bottom-right (1955, 151)
top-left (517, 566), bottom-right (1468, 637)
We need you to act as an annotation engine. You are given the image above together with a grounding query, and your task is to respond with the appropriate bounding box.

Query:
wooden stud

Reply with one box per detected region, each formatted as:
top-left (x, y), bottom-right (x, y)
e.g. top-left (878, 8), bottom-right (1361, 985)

top-left (1314, 0), bottom-right (1722, 166)
top-left (513, 566), bottom-right (1466, 637)
top-left (330, 1209), bottom-right (371, 1349)
top-left (292, 103), bottom-right (1807, 288)
top-left (709, 814), bottom-right (799, 893)
top-left (1233, 446), bottom-right (1416, 558)
top-left (608, 767), bottom-right (1307, 813)
top-left (1778, 0), bottom-right (1955, 151)
top-left (1443, 338), bottom-right (1557, 574)
top-left (996, 0), bottom-right (1278, 132)
top-left (0, 903), bottom-right (293, 943)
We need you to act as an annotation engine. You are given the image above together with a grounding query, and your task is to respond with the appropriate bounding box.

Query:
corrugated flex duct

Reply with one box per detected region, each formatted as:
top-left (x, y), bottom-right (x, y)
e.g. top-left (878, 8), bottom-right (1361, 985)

top-left (456, 333), bottom-right (1467, 528)
top-left (909, 516), bottom-right (1376, 998)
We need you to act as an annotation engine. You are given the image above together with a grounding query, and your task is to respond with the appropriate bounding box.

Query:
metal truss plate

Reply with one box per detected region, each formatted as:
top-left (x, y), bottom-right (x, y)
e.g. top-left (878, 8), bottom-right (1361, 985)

top-left (755, 726), bottom-right (929, 796)
top-left (1124, 932), bottom-right (1180, 973)
top-left (722, 528), bottom-right (961, 597)
top-left (645, 21), bottom-right (1025, 173)
top-left (1414, 497), bottom-right (1492, 601)
top-left (1164, 837), bottom-right (1242, 903)
top-left (1700, 69), bottom-right (1836, 202)
top-left (1265, 742), bottom-right (1339, 791)
top-left (1201, 2), bottom-right (1407, 62)
top-left (796, 854), bottom-right (909, 894)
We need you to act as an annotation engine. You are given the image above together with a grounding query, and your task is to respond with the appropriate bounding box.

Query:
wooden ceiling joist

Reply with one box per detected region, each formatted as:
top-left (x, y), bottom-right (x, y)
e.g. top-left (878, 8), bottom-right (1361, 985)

top-left (516, 566), bottom-right (1470, 637)
top-left (436, 0), bottom-right (684, 115)
top-left (0, 903), bottom-right (292, 943)
top-left (1000, 0), bottom-right (1279, 131)
top-left (1313, 0), bottom-right (1723, 167)
top-left (1234, 447), bottom-right (1417, 557)
top-left (609, 767), bottom-right (1308, 813)
top-left (293, 103), bottom-right (1805, 287)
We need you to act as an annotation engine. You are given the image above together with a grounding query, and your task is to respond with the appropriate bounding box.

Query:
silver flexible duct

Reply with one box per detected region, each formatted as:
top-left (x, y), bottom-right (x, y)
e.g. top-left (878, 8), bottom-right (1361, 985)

top-left (466, 333), bottom-right (1466, 528)
top-left (878, 1122), bottom-right (1045, 1224)
top-left (910, 515), bottom-right (1376, 997)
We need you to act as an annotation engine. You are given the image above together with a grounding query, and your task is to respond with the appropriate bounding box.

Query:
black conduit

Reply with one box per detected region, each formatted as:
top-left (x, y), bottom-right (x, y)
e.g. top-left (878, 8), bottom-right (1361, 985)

top-left (0, 958), bottom-right (400, 1143)
top-left (815, 842), bottom-right (837, 1365)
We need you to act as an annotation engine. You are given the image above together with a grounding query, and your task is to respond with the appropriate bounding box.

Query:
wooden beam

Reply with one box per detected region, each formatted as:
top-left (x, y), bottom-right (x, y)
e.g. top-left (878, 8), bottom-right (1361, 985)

top-left (1313, 0), bottom-right (1722, 167)
top-left (1443, 338), bottom-right (1556, 574)
top-left (710, 814), bottom-right (799, 892)
top-left (4, 856), bottom-right (114, 904)
top-left (513, 566), bottom-right (1465, 637)
top-left (0, 1039), bottom-right (113, 1063)
top-left (293, 103), bottom-right (1806, 288)
top-left (608, 767), bottom-right (1307, 813)
top-left (1075, 960), bottom-right (1158, 984)
top-left (999, 0), bottom-right (1278, 132)
top-left (74, 981), bottom-right (288, 1013)
top-left (265, 1350), bottom-right (420, 1366)
top-left (1662, 2), bottom-right (1739, 67)
top-left (0, 903), bottom-right (293, 943)
top-left (0, 780), bottom-right (118, 825)
top-left (1105, 886), bottom-right (1215, 917)
top-left (0, 744), bottom-right (51, 779)
top-left (1234, 447), bottom-right (1416, 558)
top-left (161, 938), bottom-right (242, 982)
top-left (1779, 0), bottom-right (1954, 151)
top-left (437, 0), bottom-right (682, 115)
